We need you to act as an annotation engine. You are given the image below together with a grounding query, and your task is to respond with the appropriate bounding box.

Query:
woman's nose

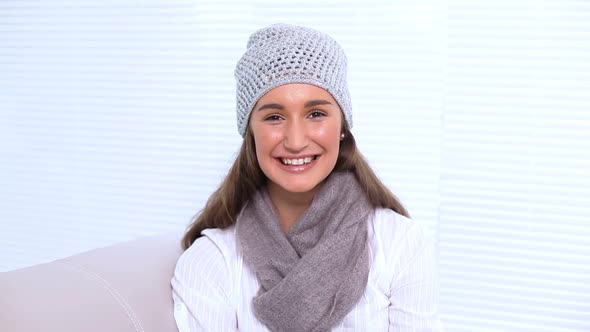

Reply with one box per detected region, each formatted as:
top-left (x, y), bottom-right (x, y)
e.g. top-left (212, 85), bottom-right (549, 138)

top-left (283, 120), bottom-right (308, 152)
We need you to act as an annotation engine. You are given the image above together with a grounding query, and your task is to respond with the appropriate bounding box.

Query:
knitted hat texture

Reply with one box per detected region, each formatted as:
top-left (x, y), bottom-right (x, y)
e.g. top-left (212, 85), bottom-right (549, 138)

top-left (234, 23), bottom-right (352, 137)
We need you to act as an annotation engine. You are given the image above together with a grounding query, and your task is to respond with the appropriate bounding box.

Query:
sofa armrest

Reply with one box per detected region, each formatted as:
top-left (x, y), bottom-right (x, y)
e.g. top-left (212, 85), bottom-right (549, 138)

top-left (0, 232), bottom-right (183, 332)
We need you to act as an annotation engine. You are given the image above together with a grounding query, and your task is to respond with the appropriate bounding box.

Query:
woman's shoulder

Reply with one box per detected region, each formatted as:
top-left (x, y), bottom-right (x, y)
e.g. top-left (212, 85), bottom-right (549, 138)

top-left (185, 225), bottom-right (237, 256)
top-left (369, 207), bottom-right (435, 257)
top-left (201, 225), bottom-right (239, 252)
top-left (174, 226), bottom-right (239, 278)
top-left (367, 208), bottom-right (437, 294)
top-left (371, 207), bottom-right (429, 235)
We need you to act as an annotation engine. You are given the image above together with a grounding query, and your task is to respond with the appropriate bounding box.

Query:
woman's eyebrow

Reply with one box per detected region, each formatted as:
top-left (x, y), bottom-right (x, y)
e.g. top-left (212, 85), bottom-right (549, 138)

top-left (257, 103), bottom-right (284, 112)
top-left (304, 99), bottom-right (332, 108)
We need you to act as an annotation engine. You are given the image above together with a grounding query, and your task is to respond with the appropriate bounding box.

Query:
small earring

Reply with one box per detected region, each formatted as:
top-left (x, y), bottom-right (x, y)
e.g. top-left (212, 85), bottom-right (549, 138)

top-left (340, 133), bottom-right (345, 140)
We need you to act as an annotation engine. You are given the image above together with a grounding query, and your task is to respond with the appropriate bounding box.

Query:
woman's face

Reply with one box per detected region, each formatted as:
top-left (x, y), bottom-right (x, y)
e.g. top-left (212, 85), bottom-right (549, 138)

top-left (249, 83), bottom-right (343, 198)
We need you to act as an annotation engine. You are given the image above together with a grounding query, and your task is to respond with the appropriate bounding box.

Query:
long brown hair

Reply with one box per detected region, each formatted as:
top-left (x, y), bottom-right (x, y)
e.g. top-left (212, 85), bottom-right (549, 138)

top-left (181, 123), bottom-right (409, 249)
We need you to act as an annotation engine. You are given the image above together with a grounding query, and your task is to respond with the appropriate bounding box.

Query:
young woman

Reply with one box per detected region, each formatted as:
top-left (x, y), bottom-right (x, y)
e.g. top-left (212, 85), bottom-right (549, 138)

top-left (172, 23), bottom-right (442, 331)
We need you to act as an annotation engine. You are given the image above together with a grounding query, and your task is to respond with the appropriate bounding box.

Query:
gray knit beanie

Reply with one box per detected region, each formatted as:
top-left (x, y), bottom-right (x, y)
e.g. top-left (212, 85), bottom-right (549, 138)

top-left (234, 23), bottom-right (352, 137)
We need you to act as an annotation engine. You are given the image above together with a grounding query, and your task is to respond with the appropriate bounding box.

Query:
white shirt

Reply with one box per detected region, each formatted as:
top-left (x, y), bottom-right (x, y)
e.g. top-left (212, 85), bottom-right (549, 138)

top-left (172, 208), bottom-right (443, 331)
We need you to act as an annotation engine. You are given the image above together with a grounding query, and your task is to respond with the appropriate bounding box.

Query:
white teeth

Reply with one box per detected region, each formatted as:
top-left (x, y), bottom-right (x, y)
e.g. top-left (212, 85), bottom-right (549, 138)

top-left (281, 156), bottom-right (314, 165)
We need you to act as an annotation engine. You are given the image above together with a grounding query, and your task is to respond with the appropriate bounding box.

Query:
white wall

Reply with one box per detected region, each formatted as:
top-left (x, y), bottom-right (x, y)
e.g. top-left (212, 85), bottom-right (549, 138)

top-left (1, 0), bottom-right (589, 331)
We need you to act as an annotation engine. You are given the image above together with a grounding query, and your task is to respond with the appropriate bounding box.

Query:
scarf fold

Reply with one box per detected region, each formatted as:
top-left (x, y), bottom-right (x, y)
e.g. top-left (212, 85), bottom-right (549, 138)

top-left (237, 172), bottom-right (372, 331)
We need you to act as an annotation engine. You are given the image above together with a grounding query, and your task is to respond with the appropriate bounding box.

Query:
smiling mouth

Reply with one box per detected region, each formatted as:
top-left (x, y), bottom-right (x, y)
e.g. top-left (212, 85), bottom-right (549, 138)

top-left (279, 156), bottom-right (318, 166)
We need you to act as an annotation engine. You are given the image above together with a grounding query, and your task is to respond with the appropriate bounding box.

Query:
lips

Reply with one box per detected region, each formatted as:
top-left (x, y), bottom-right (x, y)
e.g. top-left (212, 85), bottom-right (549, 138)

top-left (280, 156), bottom-right (317, 165)
top-left (274, 155), bottom-right (320, 173)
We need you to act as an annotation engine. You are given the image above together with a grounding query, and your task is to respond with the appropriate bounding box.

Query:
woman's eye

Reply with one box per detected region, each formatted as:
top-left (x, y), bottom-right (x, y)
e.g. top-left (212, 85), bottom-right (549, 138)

top-left (309, 110), bottom-right (326, 118)
top-left (264, 114), bottom-right (282, 121)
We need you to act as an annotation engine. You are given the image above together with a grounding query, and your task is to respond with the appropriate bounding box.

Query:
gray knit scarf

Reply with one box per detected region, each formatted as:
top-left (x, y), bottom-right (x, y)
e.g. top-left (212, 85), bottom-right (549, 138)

top-left (236, 172), bottom-right (372, 331)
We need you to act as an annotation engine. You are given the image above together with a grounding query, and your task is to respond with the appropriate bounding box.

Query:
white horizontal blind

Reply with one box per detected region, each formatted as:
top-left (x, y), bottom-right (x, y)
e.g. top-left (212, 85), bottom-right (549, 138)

top-left (440, 1), bottom-right (590, 331)
top-left (0, 0), bottom-right (246, 270)
top-left (0, 0), bottom-right (444, 284)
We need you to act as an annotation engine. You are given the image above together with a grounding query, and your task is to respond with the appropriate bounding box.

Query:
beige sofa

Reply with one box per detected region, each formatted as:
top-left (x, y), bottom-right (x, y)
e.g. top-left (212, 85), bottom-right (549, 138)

top-left (0, 233), bottom-right (183, 332)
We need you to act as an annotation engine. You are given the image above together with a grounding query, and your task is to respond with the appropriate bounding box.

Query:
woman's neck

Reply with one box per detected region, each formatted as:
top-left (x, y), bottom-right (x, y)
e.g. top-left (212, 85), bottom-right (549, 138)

top-left (267, 183), bottom-right (320, 235)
